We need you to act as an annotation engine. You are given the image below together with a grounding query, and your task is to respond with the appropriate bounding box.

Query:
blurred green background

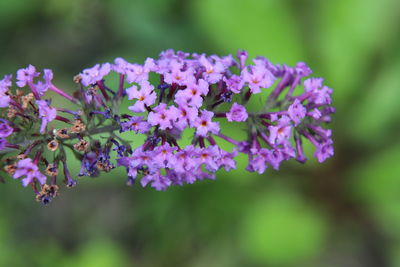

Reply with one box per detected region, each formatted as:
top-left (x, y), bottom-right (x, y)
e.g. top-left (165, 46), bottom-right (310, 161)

top-left (1, 0), bottom-right (400, 266)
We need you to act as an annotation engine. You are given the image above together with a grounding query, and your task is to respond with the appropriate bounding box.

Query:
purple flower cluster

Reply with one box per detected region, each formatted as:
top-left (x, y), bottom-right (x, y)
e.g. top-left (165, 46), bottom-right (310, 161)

top-left (0, 49), bottom-right (334, 203)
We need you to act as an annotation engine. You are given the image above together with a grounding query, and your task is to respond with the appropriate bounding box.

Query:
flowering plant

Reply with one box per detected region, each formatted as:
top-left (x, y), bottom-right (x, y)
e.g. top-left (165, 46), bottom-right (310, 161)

top-left (0, 49), bottom-right (334, 204)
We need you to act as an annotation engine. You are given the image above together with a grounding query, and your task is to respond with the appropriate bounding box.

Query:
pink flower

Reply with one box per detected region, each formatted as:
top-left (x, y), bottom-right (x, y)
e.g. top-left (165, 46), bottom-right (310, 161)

top-left (199, 55), bottom-right (225, 84)
top-left (303, 78), bottom-right (332, 105)
top-left (16, 65), bottom-right (40, 87)
top-left (153, 143), bottom-right (177, 167)
top-left (125, 58), bottom-right (157, 83)
top-left (194, 110), bottom-right (220, 137)
top-left (126, 81), bottom-right (157, 112)
top-left (147, 103), bottom-right (179, 130)
top-left (223, 75), bottom-right (244, 94)
top-left (0, 120), bottom-right (13, 138)
top-left (226, 103), bottom-right (248, 122)
top-left (36, 100), bottom-right (57, 133)
top-left (80, 63), bottom-right (111, 86)
top-left (120, 116), bottom-right (151, 133)
top-left (288, 99), bottom-right (306, 126)
top-left (167, 145), bottom-right (197, 173)
top-left (13, 158), bottom-right (47, 187)
top-left (170, 104), bottom-right (198, 131)
top-left (268, 116), bottom-right (292, 145)
top-left (248, 148), bottom-right (269, 174)
top-left (174, 78), bottom-right (209, 108)
top-left (241, 62), bottom-right (275, 94)
top-left (195, 145), bottom-right (220, 171)
top-left (141, 171), bottom-right (171, 191)
top-left (314, 139), bottom-right (334, 163)
top-left (35, 69), bottom-right (53, 96)
top-left (164, 60), bottom-right (194, 86)
top-left (0, 74), bottom-right (12, 108)
top-left (217, 148), bottom-right (238, 171)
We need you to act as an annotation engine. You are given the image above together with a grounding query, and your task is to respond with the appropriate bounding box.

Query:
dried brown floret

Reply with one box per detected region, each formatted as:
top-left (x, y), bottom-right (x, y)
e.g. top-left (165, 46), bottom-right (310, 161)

top-left (70, 119), bottom-right (86, 133)
top-left (56, 128), bottom-right (70, 139)
top-left (73, 139), bottom-right (89, 152)
top-left (47, 140), bottom-right (59, 151)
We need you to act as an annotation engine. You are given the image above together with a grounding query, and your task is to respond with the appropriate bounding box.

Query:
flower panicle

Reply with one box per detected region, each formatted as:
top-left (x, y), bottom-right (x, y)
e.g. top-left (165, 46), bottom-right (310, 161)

top-left (0, 49), bottom-right (334, 203)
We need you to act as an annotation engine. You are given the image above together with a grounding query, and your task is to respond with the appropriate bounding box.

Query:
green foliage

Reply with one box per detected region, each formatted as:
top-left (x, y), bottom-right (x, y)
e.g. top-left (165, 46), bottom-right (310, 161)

top-left (350, 143), bottom-right (400, 236)
top-left (315, 0), bottom-right (400, 105)
top-left (240, 188), bottom-right (327, 265)
top-left (193, 0), bottom-right (304, 64)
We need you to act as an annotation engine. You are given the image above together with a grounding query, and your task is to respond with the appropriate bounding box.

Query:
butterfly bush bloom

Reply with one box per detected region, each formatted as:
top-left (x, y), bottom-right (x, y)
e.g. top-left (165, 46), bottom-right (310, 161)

top-left (13, 158), bottom-right (47, 187)
top-left (36, 100), bottom-right (57, 133)
top-left (80, 63), bottom-right (111, 86)
top-left (226, 103), bottom-right (248, 122)
top-left (0, 49), bottom-right (335, 204)
top-left (126, 81), bottom-right (157, 112)
top-left (0, 75), bottom-right (12, 107)
top-left (0, 120), bottom-right (13, 138)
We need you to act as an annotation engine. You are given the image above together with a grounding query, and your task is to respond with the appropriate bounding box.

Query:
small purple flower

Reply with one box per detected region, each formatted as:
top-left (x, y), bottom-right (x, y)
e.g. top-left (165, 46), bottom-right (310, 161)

top-left (0, 74), bottom-right (12, 108)
top-left (113, 57), bottom-right (130, 74)
top-left (13, 158), bottom-right (47, 187)
top-left (35, 69), bottom-right (53, 96)
top-left (36, 100), bottom-right (57, 133)
top-left (248, 148), bottom-right (269, 174)
top-left (226, 103), bottom-right (248, 122)
top-left (223, 75), bottom-right (243, 94)
top-left (80, 63), bottom-right (111, 86)
top-left (308, 125), bottom-right (332, 140)
top-left (268, 116), bottom-right (292, 145)
top-left (218, 148), bottom-right (238, 171)
top-left (128, 147), bottom-right (156, 172)
top-left (141, 171), bottom-right (171, 191)
top-left (303, 77), bottom-right (332, 105)
top-left (195, 145), bottom-right (220, 171)
top-left (164, 61), bottom-right (194, 86)
top-left (288, 99), bottom-right (306, 126)
top-left (120, 116), bottom-right (151, 133)
top-left (148, 103), bottom-right (179, 130)
top-left (170, 104), bottom-right (198, 131)
top-left (295, 62), bottom-right (312, 77)
top-left (126, 81), bottom-right (157, 112)
top-left (0, 94), bottom-right (10, 108)
top-left (167, 145), bottom-right (197, 173)
top-left (0, 74), bottom-right (12, 91)
top-left (304, 78), bottom-right (323, 91)
top-left (210, 54), bottom-right (235, 69)
top-left (0, 120), bottom-right (13, 138)
top-left (308, 108), bottom-right (322, 120)
top-left (199, 55), bottom-right (225, 84)
top-left (242, 62), bottom-right (275, 94)
top-left (153, 143), bottom-right (177, 167)
top-left (237, 49), bottom-right (248, 69)
top-left (267, 148), bottom-right (285, 170)
top-left (174, 78), bottom-right (209, 108)
top-left (314, 139), bottom-right (334, 163)
top-left (193, 110), bottom-right (220, 137)
top-left (16, 65), bottom-right (40, 87)
top-left (125, 58), bottom-right (156, 83)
